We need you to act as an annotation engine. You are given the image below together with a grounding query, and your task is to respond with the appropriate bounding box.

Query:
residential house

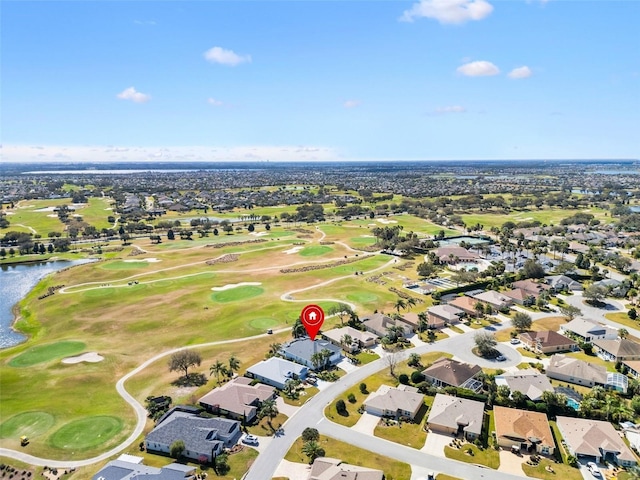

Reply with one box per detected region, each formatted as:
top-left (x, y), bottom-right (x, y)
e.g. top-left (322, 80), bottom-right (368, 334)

top-left (512, 279), bottom-right (551, 297)
top-left (322, 326), bottom-right (378, 353)
top-left (399, 312), bottom-right (421, 332)
top-left (560, 318), bottom-right (618, 342)
top-left (245, 357), bottom-right (308, 390)
top-left (198, 377), bottom-right (275, 423)
top-left (519, 331), bottom-right (578, 355)
top-left (471, 290), bottom-right (513, 310)
top-left (145, 411), bottom-right (241, 463)
top-left (309, 457), bottom-right (383, 480)
top-left (279, 338), bottom-right (342, 371)
top-left (623, 360), bottom-right (640, 378)
top-left (448, 295), bottom-right (484, 318)
top-left (593, 338), bottom-right (640, 362)
top-left (546, 275), bottom-right (583, 292)
top-left (362, 313), bottom-right (412, 338)
top-left (91, 456), bottom-right (195, 480)
top-left (426, 304), bottom-right (464, 329)
top-left (493, 406), bottom-right (555, 455)
top-left (426, 393), bottom-right (485, 440)
top-left (363, 385), bottom-right (424, 420)
top-left (546, 354), bottom-right (628, 393)
top-left (495, 370), bottom-right (554, 402)
top-left (435, 246), bottom-right (479, 264)
top-left (503, 288), bottom-right (536, 306)
top-left (556, 416), bottom-right (638, 466)
top-left (422, 357), bottom-right (483, 392)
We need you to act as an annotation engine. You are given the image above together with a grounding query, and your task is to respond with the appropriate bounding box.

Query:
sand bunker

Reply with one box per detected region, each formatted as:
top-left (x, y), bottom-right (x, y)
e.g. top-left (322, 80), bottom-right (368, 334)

top-left (283, 246), bottom-right (304, 254)
top-left (360, 235), bottom-right (375, 238)
top-left (34, 206), bottom-right (57, 212)
top-left (123, 258), bottom-right (161, 263)
top-left (376, 219), bottom-right (398, 224)
top-left (47, 214), bottom-right (58, 218)
top-left (5, 212), bottom-right (15, 215)
top-left (211, 282), bottom-right (262, 291)
top-left (249, 231), bottom-right (268, 237)
top-left (62, 352), bottom-right (104, 364)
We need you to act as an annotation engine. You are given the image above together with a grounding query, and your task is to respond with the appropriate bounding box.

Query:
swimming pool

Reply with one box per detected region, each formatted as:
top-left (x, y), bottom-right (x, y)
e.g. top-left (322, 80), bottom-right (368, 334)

top-left (566, 398), bottom-right (580, 410)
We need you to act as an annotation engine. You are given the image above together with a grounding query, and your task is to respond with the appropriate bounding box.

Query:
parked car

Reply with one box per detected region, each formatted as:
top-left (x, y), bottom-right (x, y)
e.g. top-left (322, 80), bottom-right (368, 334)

top-left (510, 338), bottom-right (520, 344)
top-left (495, 355), bottom-right (507, 362)
top-left (586, 462), bottom-right (601, 477)
top-left (242, 434), bottom-right (259, 445)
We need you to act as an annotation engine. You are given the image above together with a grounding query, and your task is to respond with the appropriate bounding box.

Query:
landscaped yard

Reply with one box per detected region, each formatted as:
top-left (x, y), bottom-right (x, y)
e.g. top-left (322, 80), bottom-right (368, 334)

top-left (522, 458), bottom-right (582, 480)
top-left (444, 443), bottom-right (500, 469)
top-left (285, 435), bottom-right (411, 480)
top-left (246, 413), bottom-right (288, 436)
top-left (494, 316), bottom-right (568, 342)
top-left (373, 399), bottom-right (433, 448)
top-left (605, 312), bottom-right (640, 332)
top-left (325, 352), bottom-right (451, 427)
top-left (281, 386), bottom-right (319, 406)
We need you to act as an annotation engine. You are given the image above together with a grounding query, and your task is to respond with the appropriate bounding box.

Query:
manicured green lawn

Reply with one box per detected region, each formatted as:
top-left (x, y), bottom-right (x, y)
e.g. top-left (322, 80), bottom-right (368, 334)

top-left (210, 285), bottom-right (265, 303)
top-left (444, 443), bottom-right (500, 469)
top-left (48, 416), bottom-right (123, 450)
top-left (354, 351), bottom-right (379, 365)
top-left (8, 341), bottom-right (86, 367)
top-left (522, 458), bottom-right (582, 480)
top-left (281, 387), bottom-right (319, 406)
top-left (285, 435), bottom-right (411, 480)
top-left (101, 261), bottom-right (151, 270)
top-left (299, 245), bottom-right (333, 257)
top-left (373, 402), bottom-right (429, 448)
top-left (245, 413), bottom-right (288, 436)
top-left (0, 411), bottom-right (55, 439)
top-left (605, 312), bottom-right (640, 332)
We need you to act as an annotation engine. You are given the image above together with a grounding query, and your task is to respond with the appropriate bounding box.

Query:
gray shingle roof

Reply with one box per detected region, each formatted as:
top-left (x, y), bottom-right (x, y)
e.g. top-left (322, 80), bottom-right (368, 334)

top-left (92, 460), bottom-right (195, 480)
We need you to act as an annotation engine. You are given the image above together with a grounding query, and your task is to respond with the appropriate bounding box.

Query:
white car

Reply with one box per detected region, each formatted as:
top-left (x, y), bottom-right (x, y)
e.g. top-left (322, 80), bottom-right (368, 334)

top-left (510, 338), bottom-right (520, 344)
top-left (586, 462), bottom-right (601, 477)
top-left (242, 434), bottom-right (259, 445)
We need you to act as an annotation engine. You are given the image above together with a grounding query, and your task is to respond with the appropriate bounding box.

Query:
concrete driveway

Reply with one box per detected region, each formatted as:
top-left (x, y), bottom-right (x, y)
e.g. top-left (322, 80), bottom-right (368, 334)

top-left (276, 396), bottom-right (299, 417)
top-left (272, 459), bottom-right (311, 479)
top-left (498, 450), bottom-right (526, 476)
top-left (421, 431), bottom-right (451, 457)
top-left (441, 327), bottom-right (461, 337)
top-left (352, 411), bottom-right (381, 435)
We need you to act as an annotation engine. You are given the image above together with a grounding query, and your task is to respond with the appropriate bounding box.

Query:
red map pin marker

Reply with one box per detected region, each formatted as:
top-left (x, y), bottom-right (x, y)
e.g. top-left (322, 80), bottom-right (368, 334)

top-left (300, 304), bottom-right (325, 340)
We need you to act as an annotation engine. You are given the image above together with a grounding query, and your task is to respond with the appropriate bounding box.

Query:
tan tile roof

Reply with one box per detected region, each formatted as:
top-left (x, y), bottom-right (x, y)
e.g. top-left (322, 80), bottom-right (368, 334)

top-left (364, 385), bottom-right (424, 417)
top-left (427, 393), bottom-right (485, 436)
top-left (520, 331), bottom-right (577, 348)
top-left (198, 376), bottom-right (275, 418)
top-left (593, 338), bottom-right (640, 358)
top-left (494, 406), bottom-right (553, 447)
top-left (556, 417), bottom-right (638, 463)
top-left (422, 357), bottom-right (481, 388)
top-left (310, 457), bottom-right (384, 480)
top-left (448, 295), bottom-right (482, 313)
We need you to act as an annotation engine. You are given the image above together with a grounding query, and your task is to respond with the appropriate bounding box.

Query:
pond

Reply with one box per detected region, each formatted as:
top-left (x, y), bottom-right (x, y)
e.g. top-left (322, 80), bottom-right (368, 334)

top-left (0, 258), bottom-right (95, 349)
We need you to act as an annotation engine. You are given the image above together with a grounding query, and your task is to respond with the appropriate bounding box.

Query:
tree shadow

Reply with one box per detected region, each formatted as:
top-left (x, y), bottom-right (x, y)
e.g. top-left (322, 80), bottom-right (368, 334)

top-left (171, 373), bottom-right (208, 387)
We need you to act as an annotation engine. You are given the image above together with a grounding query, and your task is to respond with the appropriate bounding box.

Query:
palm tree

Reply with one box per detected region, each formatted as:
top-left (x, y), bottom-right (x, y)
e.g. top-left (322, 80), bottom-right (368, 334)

top-left (301, 440), bottom-right (325, 464)
top-left (627, 465), bottom-right (640, 480)
top-left (310, 352), bottom-right (325, 370)
top-left (394, 298), bottom-right (407, 314)
top-left (268, 342), bottom-right (282, 358)
top-left (292, 318), bottom-right (307, 338)
top-left (228, 354), bottom-right (241, 377)
top-left (209, 360), bottom-right (227, 385)
top-left (405, 297), bottom-right (417, 310)
top-left (340, 334), bottom-right (353, 352)
top-left (258, 398), bottom-right (279, 431)
top-left (619, 328), bottom-right (629, 339)
top-left (417, 312), bottom-right (428, 333)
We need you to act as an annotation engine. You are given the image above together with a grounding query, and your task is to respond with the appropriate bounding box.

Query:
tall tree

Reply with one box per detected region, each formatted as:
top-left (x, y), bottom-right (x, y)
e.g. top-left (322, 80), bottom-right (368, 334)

top-left (474, 331), bottom-right (497, 357)
top-left (209, 359), bottom-right (228, 384)
top-left (302, 440), bottom-right (325, 464)
top-left (292, 318), bottom-right (307, 338)
top-left (258, 398), bottom-right (279, 430)
top-left (512, 312), bottom-right (533, 332)
top-left (168, 350), bottom-right (202, 378)
top-left (228, 354), bottom-right (241, 376)
top-left (328, 303), bottom-right (354, 326)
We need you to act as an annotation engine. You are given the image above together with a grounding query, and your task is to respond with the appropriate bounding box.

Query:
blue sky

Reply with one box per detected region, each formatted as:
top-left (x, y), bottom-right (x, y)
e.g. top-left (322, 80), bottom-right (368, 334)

top-left (2, 0), bottom-right (639, 162)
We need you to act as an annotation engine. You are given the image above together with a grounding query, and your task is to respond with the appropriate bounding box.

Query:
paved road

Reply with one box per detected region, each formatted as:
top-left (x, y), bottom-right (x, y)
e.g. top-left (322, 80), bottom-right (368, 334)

top-left (244, 327), bottom-right (523, 480)
top-left (561, 292), bottom-right (640, 337)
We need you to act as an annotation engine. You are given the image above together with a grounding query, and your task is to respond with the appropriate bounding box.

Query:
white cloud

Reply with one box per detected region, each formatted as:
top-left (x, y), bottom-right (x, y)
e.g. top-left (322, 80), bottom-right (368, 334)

top-left (203, 46), bottom-right (251, 66)
top-left (400, 0), bottom-right (493, 24)
top-left (116, 87), bottom-right (151, 103)
top-left (1, 144), bottom-right (339, 163)
top-left (435, 105), bottom-right (466, 114)
top-left (343, 100), bottom-right (361, 108)
top-left (207, 98), bottom-right (224, 106)
top-left (508, 66), bottom-right (533, 79)
top-left (457, 60), bottom-right (500, 76)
